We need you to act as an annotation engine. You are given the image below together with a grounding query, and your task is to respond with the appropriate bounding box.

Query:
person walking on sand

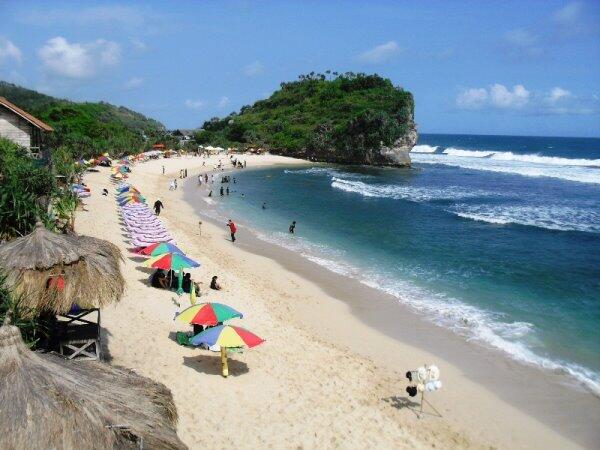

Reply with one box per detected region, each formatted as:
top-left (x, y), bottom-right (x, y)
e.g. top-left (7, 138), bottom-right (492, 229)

top-left (227, 219), bottom-right (237, 242)
top-left (169, 180), bottom-right (175, 190)
top-left (174, 179), bottom-right (178, 190)
top-left (289, 221), bottom-right (296, 234)
top-left (162, 165), bottom-right (165, 174)
top-left (154, 199), bottom-right (164, 216)
top-left (198, 174), bottom-right (202, 186)
top-left (208, 190), bottom-right (212, 197)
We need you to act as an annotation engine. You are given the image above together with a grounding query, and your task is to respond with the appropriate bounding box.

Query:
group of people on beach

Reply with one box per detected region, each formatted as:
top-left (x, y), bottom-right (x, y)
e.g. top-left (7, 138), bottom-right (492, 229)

top-left (165, 159), bottom-right (299, 244)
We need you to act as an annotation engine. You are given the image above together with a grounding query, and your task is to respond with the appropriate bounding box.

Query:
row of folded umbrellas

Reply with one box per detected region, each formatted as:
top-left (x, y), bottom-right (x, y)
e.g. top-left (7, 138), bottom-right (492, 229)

top-left (114, 180), bottom-right (264, 376)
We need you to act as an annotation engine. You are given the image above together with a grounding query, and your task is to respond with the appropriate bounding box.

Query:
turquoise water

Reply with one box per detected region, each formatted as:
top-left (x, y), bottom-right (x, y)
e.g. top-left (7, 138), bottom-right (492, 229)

top-left (206, 134), bottom-right (600, 394)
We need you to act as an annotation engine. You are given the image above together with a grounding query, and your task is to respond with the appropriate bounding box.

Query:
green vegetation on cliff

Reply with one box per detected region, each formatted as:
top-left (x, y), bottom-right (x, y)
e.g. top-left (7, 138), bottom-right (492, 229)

top-left (0, 81), bottom-right (166, 158)
top-left (197, 72), bottom-right (415, 163)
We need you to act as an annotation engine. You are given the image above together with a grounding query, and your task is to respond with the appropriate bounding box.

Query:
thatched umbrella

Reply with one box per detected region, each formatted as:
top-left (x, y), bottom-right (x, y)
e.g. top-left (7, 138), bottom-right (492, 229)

top-left (0, 317), bottom-right (186, 449)
top-left (0, 223), bottom-right (124, 316)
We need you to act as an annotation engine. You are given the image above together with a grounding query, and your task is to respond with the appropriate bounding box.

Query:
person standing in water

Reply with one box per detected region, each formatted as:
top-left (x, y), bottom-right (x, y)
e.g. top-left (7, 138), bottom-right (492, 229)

top-left (289, 221), bottom-right (296, 234)
top-left (220, 186), bottom-right (224, 196)
top-left (262, 202), bottom-right (266, 210)
top-left (226, 186), bottom-right (230, 195)
top-left (227, 219), bottom-right (237, 242)
top-left (154, 199), bottom-right (164, 216)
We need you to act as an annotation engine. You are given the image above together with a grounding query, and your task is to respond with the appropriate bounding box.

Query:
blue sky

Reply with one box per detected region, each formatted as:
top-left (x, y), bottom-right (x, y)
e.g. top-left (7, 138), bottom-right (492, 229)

top-left (1, 0), bottom-right (599, 136)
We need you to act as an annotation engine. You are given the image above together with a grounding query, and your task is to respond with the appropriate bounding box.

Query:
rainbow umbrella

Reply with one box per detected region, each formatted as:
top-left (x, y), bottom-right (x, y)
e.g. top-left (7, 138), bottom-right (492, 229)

top-left (143, 252), bottom-right (200, 271)
top-left (190, 325), bottom-right (264, 377)
top-left (118, 192), bottom-right (145, 201)
top-left (140, 242), bottom-right (184, 256)
top-left (118, 197), bottom-right (145, 206)
top-left (117, 186), bottom-right (140, 194)
top-left (177, 303), bottom-right (243, 326)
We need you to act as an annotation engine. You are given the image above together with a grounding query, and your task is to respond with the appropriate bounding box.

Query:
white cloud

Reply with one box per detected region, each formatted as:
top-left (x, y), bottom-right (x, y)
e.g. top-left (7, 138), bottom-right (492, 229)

top-left (356, 41), bottom-right (401, 64)
top-left (125, 77), bottom-right (143, 89)
top-left (244, 61), bottom-right (264, 77)
top-left (548, 87), bottom-right (571, 102)
top-left (456, 88), bottom-right (488, 109)
top-left (38, 37), bottom-right (121, 79)
top-left (218, 96), bottom-right (230, 108)
top-left (456, 84), bottom-right (530, 110)
top-left (553, 2), bottom-right (583, 25)
top-left (131, 38), bottom-right (147, 52)
top-left (185, 99), bottom-right (205, 109)
top-left (489, 84), bottom-right (530, 108)
top-left (456, 84), bottom-right (596, 115)
top-left (0, 38), bottom-right (23, 65)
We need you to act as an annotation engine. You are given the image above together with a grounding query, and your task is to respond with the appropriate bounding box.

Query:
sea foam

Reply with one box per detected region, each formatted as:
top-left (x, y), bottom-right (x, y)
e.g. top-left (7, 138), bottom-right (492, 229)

top-left (412, 144), bottom-right (439, 153)
top-left (331, 177), bottom-right (493, 202)
top-left (448, 204), bottom-right (600, 233)
top-left (412, 152), bottom-right (600, 184)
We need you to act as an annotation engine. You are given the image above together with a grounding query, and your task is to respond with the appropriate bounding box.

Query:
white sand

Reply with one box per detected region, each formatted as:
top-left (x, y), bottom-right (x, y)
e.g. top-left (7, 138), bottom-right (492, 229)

top-left (75, 154), bottom-right (583, 449)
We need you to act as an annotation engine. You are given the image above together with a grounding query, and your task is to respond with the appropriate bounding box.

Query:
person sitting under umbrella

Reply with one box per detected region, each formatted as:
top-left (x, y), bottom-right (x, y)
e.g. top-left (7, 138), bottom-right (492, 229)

top-left (150, 269), bottom-right (169, 289)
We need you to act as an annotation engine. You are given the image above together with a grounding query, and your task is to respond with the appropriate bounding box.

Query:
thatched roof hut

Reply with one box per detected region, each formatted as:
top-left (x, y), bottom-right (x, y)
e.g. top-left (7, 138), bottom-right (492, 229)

top-left (0, 223), bottom-right (124, 316)
top-left (0, 318), bottom-right (186, 449)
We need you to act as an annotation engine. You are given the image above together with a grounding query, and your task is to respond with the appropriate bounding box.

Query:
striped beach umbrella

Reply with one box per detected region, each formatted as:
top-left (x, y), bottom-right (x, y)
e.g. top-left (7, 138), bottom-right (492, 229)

top-left (190, 325), bottom-right (264, 377)
top-left (139, 242), bottom-right (184, 256)
top-left (142, 252), bottom-right (200, 271)
top-left (176, 303), bottom-right (243, 326)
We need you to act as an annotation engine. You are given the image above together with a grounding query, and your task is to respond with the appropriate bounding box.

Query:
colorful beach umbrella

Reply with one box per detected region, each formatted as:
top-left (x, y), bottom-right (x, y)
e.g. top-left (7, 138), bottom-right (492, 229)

top-left (117, 186), bottom-right (139, 193)
top-left (176, 303), bottom-right (243, 326)
top-left (190, 325), bottom-right (264, 377)
top-left (118, 197), bottom-right (145, 206)
top-left (143, 252), bottom-right (200, 271)
top-left (118, 192), bottom-right (146, 201)
top-left (139, 242), bottom-right (184, 256)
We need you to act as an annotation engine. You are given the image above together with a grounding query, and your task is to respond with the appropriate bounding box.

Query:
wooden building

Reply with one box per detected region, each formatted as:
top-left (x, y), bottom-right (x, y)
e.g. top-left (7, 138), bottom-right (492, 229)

top-left (0, 96), bottom-right (53, 160)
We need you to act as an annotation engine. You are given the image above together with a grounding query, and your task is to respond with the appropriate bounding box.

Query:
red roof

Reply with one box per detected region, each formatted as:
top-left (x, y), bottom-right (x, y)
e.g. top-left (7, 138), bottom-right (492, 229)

top-left (0, 97), bottom-right (53, 132)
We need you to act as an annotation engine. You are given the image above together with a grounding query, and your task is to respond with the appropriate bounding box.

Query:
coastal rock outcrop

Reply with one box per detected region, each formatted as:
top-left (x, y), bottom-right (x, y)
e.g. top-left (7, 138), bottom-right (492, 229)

top-left (197, 72), bottom-right (417, 168)
top-left (372, 122), bottom-right (418, 167)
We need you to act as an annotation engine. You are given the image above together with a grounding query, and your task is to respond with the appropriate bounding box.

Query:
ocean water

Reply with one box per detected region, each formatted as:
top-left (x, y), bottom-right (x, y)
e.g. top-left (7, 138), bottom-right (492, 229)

top-left (206, 134), bottom-right (600, 394)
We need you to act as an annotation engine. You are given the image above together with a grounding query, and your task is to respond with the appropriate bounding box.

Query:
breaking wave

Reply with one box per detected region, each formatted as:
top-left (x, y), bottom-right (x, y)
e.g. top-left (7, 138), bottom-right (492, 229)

top-left (331, 177), bottom-right (493, 202)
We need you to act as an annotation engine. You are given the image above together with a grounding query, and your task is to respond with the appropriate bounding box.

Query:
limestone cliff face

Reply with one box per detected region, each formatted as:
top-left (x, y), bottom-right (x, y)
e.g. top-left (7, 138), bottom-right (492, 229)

top-left (375, 122), bottom-right (418, 167)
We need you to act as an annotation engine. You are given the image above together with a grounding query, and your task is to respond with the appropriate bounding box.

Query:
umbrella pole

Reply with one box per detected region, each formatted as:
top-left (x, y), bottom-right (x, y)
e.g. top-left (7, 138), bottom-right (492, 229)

top-left (220, 347), bottom-right (229, 377)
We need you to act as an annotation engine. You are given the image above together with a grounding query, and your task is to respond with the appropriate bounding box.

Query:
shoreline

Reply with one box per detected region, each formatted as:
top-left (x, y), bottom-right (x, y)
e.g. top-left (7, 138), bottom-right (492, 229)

top-left (76, 154), bottom-right (599, 449)
top-left (183, 164), bottom-right (600, 448)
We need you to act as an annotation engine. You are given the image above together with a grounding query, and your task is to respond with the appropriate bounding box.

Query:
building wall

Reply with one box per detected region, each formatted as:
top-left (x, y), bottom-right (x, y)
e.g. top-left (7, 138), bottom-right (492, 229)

top-left (0, 107), bottom-right (32, 148)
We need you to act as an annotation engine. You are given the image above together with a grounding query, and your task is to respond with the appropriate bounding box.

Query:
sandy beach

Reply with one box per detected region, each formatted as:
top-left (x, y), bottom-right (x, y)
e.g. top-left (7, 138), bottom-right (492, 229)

top-left (75, 154), bottom-right (598, 449)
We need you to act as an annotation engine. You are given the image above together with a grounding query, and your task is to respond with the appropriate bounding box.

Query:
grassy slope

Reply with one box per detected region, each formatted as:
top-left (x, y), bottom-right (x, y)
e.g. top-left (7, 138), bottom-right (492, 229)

top-left (199, 73), bottom-right (414, 161)
top-left (0, 81), bottom-right (166, 158)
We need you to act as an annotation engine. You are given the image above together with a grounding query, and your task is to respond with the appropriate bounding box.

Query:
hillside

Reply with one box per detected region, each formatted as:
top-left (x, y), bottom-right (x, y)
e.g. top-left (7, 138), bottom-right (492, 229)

top-left (197, 72), bottom-right (417, 166)
top-left (0, 81), bottom-right (166, 158)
